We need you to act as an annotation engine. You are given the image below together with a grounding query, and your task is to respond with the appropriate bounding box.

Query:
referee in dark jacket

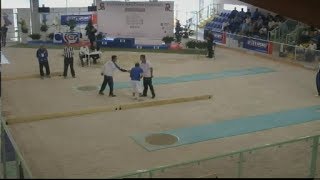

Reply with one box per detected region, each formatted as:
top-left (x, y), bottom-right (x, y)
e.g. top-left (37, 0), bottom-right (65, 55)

top-left (63, 42), bottom-right (76, 78)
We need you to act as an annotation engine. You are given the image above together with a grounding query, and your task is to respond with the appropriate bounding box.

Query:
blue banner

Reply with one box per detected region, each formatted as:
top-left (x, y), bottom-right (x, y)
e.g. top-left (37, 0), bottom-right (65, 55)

top-left (212, 31), bottom-right (223, 44)
top-left (61, 15), bottom-right (92, 25)
top-left (243, 37), bottom-right (270, 54)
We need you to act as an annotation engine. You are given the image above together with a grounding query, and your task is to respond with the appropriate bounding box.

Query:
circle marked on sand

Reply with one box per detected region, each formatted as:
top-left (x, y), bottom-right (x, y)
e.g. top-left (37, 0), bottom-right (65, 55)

top-left (77, 86), bottom-right (98, 91)
top-left (145, 133), bottom-right (178, 146)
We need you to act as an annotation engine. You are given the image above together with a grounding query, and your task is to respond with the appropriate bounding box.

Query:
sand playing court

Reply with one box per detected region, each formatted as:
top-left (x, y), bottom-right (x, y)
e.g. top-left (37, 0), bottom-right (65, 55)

top-left (1, 46), bottom-right (320, 178)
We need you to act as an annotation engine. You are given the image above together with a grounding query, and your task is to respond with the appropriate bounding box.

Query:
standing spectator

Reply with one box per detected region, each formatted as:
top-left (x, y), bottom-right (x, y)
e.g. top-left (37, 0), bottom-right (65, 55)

top-left (63, 43), bottom-right (76, 78)
top-left (99, 55), bottom-right (127, 97)
top-left (229, 7), bottom-right (238, 20)
top-left (1, 25), bottom-right (8, 47)
top-left (79, 44), bottom-right (89, 67)
top-left (252, 8), bottom-right (260, 21)
top-left (129, 62), bottom-right (144, 100)
top-left (206, 31), bottom-right (214, 58)
top-left (36, 45), bottom-right (50, 79)
top-left (140, 55), bottom-right (156, 98)
top-left (85, 20), bottom-right (97, 49)
top-left (96, 32), bottom-right (103, 51)
top-left (238, 8), bottom-right (246, 19)
top-left (245, 9), bottom-right (251, 17)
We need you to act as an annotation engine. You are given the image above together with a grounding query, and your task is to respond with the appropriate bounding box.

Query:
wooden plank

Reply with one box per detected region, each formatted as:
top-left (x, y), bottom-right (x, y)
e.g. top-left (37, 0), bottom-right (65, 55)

top-left (7, 95), bottom-right (213, 125)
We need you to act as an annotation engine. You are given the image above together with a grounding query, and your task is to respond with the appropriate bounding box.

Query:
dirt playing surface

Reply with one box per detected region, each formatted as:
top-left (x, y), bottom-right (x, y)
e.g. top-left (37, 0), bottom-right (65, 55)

top-left (1, 46), bottom-right (319, 178)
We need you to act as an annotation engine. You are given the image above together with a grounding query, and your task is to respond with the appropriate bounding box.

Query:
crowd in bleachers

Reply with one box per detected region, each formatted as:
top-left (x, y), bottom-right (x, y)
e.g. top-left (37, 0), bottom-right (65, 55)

top-left (205, 8), bottom-right (286, 40)
top-left (297, 26), bottom-right (320, 51)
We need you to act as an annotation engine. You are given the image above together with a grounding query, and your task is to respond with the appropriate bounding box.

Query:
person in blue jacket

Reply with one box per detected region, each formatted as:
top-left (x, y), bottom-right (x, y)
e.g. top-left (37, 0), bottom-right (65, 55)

top-left (36, 45), bottom-right (51, 79)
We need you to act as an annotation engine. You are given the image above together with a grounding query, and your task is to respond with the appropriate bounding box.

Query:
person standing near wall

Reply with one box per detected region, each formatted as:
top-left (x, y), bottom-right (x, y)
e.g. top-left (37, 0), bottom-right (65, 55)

top-left (63, 42), bottom-right (76, 78)
top-left (36, 45), bottom-right (51, 79)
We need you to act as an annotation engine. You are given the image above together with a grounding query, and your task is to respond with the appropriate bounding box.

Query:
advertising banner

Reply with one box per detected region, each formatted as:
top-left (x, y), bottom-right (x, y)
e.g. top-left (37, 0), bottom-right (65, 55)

top-left (53, 32), bottom-right (80, 44)
top-left (61, 14), bottom-right (95, 25)
top-left (212, 31), bottom-right (226, 44)
top-left (243, 37), bottom-right (272, 54)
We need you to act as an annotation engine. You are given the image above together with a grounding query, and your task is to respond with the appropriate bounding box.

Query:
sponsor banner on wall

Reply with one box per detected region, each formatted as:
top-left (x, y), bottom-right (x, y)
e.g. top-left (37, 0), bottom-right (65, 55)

top-left (61, 14), bottom-right (96, 25)
top-left (53, 32), bottom-right (80, 44)
top-left (212, 31), bottom-right (226, 44)
top-left (97, 1), bottom-right (174, 39)
top-left (243, 37), bottom-right (272, 54)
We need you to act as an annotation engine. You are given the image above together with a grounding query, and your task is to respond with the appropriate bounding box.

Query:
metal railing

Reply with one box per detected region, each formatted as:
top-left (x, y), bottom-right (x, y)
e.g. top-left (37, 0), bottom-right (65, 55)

top-left (0, 116), bottom-right (33, 178)
top-left (112, 135), bottom-right (319, 178)
top-left (222, 31), bottom-right (320, 66)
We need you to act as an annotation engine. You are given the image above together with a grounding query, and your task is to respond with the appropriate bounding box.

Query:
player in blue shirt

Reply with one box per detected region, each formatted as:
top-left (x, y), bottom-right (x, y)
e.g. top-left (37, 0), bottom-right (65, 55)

top-left (130, 63), bottom-right (144, 100)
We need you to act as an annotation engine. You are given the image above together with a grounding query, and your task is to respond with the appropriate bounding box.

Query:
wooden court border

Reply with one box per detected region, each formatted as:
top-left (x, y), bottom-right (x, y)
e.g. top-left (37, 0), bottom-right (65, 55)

top-left (6, 95), bottom-right (213, 125)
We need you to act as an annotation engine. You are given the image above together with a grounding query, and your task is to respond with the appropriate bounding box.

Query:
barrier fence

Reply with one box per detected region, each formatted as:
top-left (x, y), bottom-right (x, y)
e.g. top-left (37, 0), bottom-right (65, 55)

top-left (113, 135), bottom-right (319, 178)
top-left (0, 117), bottom-right (33, 178)
top-left (211, 30), bottom-right (320, 65)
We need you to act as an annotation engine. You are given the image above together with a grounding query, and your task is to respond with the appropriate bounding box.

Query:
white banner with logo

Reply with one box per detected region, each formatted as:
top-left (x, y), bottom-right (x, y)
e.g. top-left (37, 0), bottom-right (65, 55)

top-left (97, 1), bottom-right (174, 39)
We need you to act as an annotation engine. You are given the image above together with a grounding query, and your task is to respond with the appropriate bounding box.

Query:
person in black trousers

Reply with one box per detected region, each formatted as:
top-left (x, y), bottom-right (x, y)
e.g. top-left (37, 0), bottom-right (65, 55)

top-left (99, 55), bottom-right (128, 97)
top-left (96, 32), bottom-right (103, 51)
top-left (36, 45), bottom-right (50, 79)
top-left (63, 43), bottom-right (76, 78)
top-left (1, 25), bottom-right (8, 47)
top-left (140, 55), bottom-right (155, 98)
top-left (206, 31), bottom-right (214, 58)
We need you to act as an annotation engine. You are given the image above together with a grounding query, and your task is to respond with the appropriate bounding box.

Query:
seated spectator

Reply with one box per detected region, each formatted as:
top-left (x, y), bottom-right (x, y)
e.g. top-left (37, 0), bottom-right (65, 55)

top-left (308, 40), bottom-right (317, 51)
top-left (256, 16), bottom-right (264, 29)
top-left (89, 44), bottom-right (101, 64)
top-left (79, 45), bottom-right (89, 67)
top-left (222, 21), bottom-right (229, 31)
top-left (266, 13), bottom-right (273, 21)
top-left (259, 25), bottom-right (268, 39)
top-left (306, 40), bottom-right (317, 62)
top-left (268, 18), bottom-right (277, 30)
top-left (240, 19), bottom-right (249, 35)
top-left (245, 15), bottom-right (251, 24)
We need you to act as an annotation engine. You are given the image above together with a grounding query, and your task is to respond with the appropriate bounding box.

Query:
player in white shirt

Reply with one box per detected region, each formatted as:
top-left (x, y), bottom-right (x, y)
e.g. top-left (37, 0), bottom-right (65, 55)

top-left (140, 55), bottom-right (156, 98)
top-left (99, 55), bottom-right (128, 97)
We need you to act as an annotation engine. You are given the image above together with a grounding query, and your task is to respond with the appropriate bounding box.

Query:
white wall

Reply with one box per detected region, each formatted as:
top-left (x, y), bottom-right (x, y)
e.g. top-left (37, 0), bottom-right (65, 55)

top-left (97, 1), bottom-right (174, 39)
